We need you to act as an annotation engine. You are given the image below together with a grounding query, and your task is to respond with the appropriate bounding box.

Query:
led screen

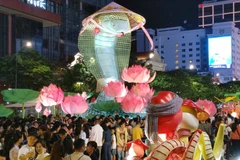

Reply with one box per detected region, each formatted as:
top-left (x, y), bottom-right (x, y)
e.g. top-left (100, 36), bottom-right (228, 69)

top-left (208, 36), bottom-right (232, 69)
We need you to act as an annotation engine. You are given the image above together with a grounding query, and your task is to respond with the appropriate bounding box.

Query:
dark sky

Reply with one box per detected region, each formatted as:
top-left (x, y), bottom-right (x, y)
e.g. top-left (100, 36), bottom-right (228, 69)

top-left (115, 0), bottom-right (204, 29)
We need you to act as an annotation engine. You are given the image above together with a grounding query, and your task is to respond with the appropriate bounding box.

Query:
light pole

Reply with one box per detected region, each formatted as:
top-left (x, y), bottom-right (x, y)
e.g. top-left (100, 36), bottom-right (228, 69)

top-left (15, 41), bottom-right (32, 88)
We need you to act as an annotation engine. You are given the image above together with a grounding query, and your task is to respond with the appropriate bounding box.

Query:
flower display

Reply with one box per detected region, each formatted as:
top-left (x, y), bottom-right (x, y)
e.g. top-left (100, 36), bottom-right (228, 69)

top-left (39, 84), bottom-right (64, 106)
top-left (104, 81), bottom-right (128, 98)
top-left (121, 93), bottom-right (144, 113)
top-left (121, 65), bottom-right (156, 83)
top-left (43, 108), bottom-right (50, 116)
top-left (61, 94), bottom-right (88, 114)
top-left (35, 102), bottom-right (42, 113)
top-left (130, 83), bottom-right (154, 101)
top-left (196, 99), bottom-right (217, 117)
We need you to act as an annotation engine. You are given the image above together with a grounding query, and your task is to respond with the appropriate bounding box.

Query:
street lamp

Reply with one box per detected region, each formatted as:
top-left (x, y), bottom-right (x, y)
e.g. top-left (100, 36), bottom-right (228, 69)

top-left (15, 41), bottom-right (32, 88)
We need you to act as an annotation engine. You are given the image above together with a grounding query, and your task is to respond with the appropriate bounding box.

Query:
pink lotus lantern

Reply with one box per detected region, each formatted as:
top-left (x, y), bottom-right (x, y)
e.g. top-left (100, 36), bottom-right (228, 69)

top-left (39, 84), bottom-right (64, 106)
top-left (61, 94), bottom-right (88, 114)
top-left (196, 99), bottom-right (217, 117)
top-left (35, 102), bottom-right (42, 113)
top-left (104, 81), bottom-right (128, 98)
top-left (121, 93), bottom-right (144, 113)
top-left (130, 83), bottom-right (154, 101)
top-left (121, 65), bottom-right (156, 83)
top-left (43, 108), bottom-right (51, 116)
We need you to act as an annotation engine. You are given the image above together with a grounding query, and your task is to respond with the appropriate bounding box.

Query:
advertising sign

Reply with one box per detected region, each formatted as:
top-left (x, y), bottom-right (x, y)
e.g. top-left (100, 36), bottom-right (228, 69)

top-left (27, 0), bottom-right (46, 10)
top-left (208, 36), bottom-right (232, 69)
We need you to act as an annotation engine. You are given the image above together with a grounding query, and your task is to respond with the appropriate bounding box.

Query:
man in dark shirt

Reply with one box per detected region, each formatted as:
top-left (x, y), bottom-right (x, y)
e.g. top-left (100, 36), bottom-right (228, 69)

top-left (85, 141), bottom-right (98, 160)
top-left (59, 128), bottom-right (73, 155)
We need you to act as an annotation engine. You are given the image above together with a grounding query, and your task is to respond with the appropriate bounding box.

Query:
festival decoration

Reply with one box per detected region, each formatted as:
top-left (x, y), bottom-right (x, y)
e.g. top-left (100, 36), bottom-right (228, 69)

top-left (91, 101), bottom-right (121, 112)
top-left (121, 93), bottom-right (144, 113)
top-left (130, 83), bottom-right (154, 101)
top-left (103, 81), bottom-right (128, 98)
top-left (126, 139), bottom-right (148, 159)
top-left (145, 95), bottom-right (225, 160)
top-left (1, 89), bottom-right (39, 118)
top-left (78, 2), bottom-right (153, 94)
top-left (196, 99), bottom-right (217, 117)
top-left (43, 108), bottom-right (50, 116)
top-left (39, 84), bottom-right (64, 107)
top-left (61, 94), bottom-right (88, 114)
top-left (0, 104), bottom-right (13, 117)
top-left (35, 102), bottom-right (42, 113)
top-left (121, 65), bottom-right (156, 83)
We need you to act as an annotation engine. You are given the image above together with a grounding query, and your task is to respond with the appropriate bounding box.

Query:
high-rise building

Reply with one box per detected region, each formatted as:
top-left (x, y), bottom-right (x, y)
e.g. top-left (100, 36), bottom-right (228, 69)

top-left (198, 0), bottom-right (240, 28)
top-left (136, 21), bottom-right (240, 82)
top-left (43, 0), bottom-right (112, 61)
top-left (0, 0), bottom-right (61, 56)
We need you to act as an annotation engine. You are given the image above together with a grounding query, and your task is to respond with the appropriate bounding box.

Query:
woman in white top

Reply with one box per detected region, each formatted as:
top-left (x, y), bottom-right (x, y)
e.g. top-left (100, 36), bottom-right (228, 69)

top-left (35, 140), bottom-right (49, 160)
top-left (5, 131), bottom-right (23, 160)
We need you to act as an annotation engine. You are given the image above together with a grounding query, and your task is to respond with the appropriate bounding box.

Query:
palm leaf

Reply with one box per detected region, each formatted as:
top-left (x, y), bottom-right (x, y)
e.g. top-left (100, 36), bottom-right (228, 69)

top-left (0, 104), bottom-right (13, 117)
top-left (92, 101), bottom-right (121, 112)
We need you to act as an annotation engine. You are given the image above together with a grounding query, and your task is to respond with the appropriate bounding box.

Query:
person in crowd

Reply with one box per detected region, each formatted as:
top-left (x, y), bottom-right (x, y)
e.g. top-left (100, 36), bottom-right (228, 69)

top-left (116, 120), bottom-right (128, 160)
top-left (125, 116), bottom-right (129, 126)
top-left (18, 131), bottom-right (38, 160)
top-left (84, 141), bottom-right (98, 160)
top-left (132, 120), bottom-right (143, 141)
top-left (34, 140), bottom-right (49, 160)
top-left (43, 141), bottom-right (64, 160)
top-left (230, 118), bottom-right (240, 157)
top-left (89, 118), bottom-right (103, 160)
top-left (198, 120), bottom-right (211, 136)
top-left (223, 117), bottom-right (231, 159)
top-left (80, 125), bottom-right (87, 145)
top-left (64, 139), bottom-right (91, 160)
top-left (49, 122), bottom-right (61, 148)
top-left (4, 131), bottom-right (23, 160)
top-left (58, 128), bottom-right (73, 155)
top-left (111, 127), bottom-right (116, 160)
top-left (101, 119), bottom-right (112, 160)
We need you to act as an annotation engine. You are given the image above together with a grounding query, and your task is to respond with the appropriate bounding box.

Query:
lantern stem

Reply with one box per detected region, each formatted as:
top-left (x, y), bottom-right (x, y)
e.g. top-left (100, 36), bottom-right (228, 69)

top-left (54, 105), bottom-right (56, 117)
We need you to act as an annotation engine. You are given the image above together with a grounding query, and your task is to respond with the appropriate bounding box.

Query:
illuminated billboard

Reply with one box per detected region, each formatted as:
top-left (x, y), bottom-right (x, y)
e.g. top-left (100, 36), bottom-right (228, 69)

top-left (27, 0), bottom-right (46, 10)
top-left (208, 36), bottom-right (232, 69)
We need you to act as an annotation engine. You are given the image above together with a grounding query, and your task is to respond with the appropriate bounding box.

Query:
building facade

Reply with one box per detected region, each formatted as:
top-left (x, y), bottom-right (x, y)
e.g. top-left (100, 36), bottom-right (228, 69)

top-left (43, 0), bottom-right (112, 61)
top-left (136, 21), bottom-right (240, 82)
top-left (0, 0), bottom-right (61, 56)
top-left (198, 0), bottom-right (240, 28)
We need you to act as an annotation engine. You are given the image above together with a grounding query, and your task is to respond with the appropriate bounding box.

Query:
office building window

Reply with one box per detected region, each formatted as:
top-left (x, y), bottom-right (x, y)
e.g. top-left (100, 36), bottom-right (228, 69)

top-left (235, 3), bottom-right (240, 12)
top-left (196, 59), bottom-right (200, 62)
top-left (161, 51), bottom-right (164, 54)
top-left (196, 48), bottom-right (200, 51)
top-left (189, 60), bottom-right (192, 63)
top-left (214, 5), bottom-right (222, 14)
top-left (50, 1), bottom-right (55, 12)
top-left (176, 44), bottom-right (179, 47)
top-left (204, 7), bottom-right (212, 15)
top-left (182, 49), bottom-right (185, 52)
top-left (182, 43), bottom-right (185, 46)
top-left (161, 45), bottom-right (164, 48)
top-left (175, 55), bottom-right (179, 58)
top-left (204, 17), bottom-right (212, 24)
top-left (175, 49), bottom-right (179, 53)
top-left (182, 60), bottom-right (186, 63)
top-left (224, 14), bottom-right (233, 22)
top-left (182, 66), bottom-right (186, 69)
top-left (196, 53), bottom-right (200, 57)
top-left (175, 60), bottom-right (179, 64)
top-left (182, 55), bottom-right (186, 58)
top-left (189, 54), bottom-right (193, 57)
top-left (224, 3), bottom-right (233, 13)
top-left (197, 65), bottom-right (200, 68)
top-left (175, 66), bottom-right (179, 69)
top-left (196, 42), bottom-right (200, 45)
top-left (189, 43), bottom-right (192, 46)
top-left (189, 48), bottom-right (192, 51)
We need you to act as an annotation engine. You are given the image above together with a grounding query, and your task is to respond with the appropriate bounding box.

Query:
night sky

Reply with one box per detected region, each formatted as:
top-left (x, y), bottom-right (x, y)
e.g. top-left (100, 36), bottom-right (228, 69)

top-left (115, 0), bottom-right (205, 29)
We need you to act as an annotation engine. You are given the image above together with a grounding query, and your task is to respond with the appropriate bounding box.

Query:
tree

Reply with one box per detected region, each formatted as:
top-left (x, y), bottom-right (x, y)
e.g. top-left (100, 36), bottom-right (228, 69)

top-left (0, 49), bottom-right (53, 90)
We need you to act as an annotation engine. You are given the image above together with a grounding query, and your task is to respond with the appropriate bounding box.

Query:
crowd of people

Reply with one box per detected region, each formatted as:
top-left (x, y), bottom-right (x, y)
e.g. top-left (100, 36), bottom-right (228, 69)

top-left (0, 110), bottom-right (239, 160)
top-left (0, 114), bottom-right (145, 160)
top-left (198, 112), bottom-right (240, 160)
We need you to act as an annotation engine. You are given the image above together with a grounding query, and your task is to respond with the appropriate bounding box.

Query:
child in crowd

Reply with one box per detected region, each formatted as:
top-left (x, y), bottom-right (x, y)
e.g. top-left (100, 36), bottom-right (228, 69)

top-left (117, 133), bottom-right (125, 160)
top-left (111, 127), bottom-right (116, 160)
